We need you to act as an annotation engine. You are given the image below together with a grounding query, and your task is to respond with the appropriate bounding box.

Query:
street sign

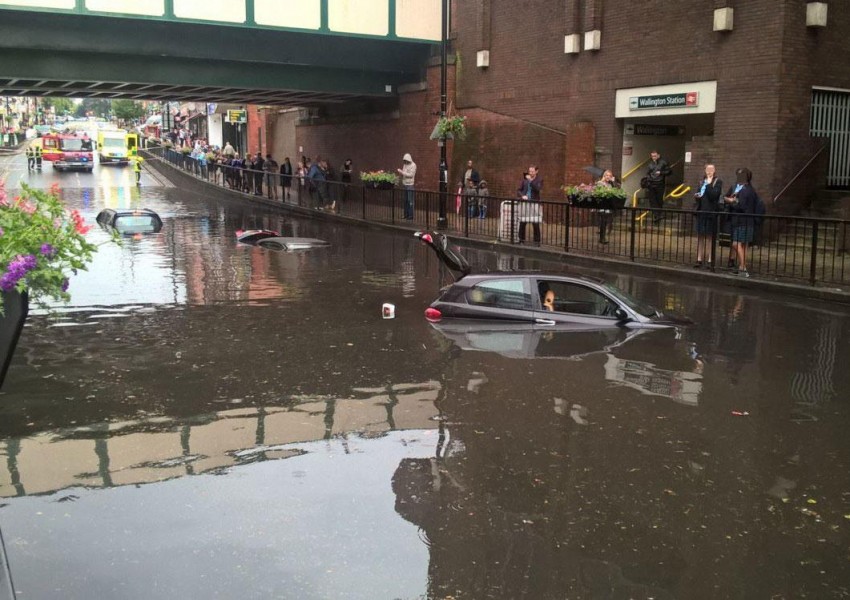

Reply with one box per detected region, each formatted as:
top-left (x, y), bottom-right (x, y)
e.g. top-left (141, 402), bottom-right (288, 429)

top-left (629, 92), bottom-right (699, 110)
top-left (226, 109), bottom-right (247, 124)
top-left (625, 123), bottom-right (686, 136)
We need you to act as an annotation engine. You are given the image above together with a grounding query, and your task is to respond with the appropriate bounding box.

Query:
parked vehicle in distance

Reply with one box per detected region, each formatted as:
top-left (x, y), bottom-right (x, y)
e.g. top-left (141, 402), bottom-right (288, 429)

top-left (41, 132), bottom-right (94, 172)
top-left (415, 231), bottom-right (692, 329)
top-left (97, 129), bottom-right (130, 165)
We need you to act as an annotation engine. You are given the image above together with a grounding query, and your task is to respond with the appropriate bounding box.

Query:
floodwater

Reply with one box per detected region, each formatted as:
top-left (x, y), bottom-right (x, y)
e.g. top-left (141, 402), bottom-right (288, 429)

top-left (1, 170), bottom-right (850, 599)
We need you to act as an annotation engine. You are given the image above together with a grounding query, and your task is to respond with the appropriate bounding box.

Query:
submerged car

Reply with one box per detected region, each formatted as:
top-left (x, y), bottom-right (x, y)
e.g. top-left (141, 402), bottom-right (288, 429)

top-left (415, 231), bottom-right (691, 329)
top-left (256, 237), bottom-right (330, 251)
top-left (235, 230), bottom-right (329, 251)
top-left (236, 229), bottom-right (280, 245)
top-left (96, 208), bottom-right (163, 234)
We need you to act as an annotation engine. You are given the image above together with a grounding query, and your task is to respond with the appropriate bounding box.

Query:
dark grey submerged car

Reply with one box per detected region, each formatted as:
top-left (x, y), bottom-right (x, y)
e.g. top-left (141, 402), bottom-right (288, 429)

top-left (415, 231), bottom-right (691, 330)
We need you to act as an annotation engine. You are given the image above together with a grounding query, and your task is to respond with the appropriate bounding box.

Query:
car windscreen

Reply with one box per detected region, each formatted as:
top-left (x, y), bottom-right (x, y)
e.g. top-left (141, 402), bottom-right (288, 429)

top-left (102, 138), bottom-right (125, 149)
top-left (601, 283), bottom-right (657, 318)
top-left (60, 139), bottom-right (93, 152)
top-left (113, 215), bottom-right (161, 233)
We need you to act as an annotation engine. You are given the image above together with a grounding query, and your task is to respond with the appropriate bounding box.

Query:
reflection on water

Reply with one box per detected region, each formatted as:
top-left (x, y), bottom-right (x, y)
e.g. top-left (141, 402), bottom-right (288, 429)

top-left (0, 381), bottom-right (440, 498)
top-left (1, 181), bottom-right (850, 598)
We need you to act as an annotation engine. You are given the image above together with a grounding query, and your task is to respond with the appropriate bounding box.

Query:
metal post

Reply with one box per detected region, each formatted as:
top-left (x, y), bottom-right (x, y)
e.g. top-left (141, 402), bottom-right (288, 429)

top-left (564, 203), bottom-right (571, 252)
top-left (463, 194), bottom-right (469, 238)
top-left (436, 0), bottom-right (449, 230)
top-left (710, 212), bottom-right (719, 272)
top-left (510, 200), bottom-right (516, 244)
top-left (361, 185), bottom-right (367, 220)
top-left (810, 221), bottom-right (819, 286)
top-left (629, 209), bottom-right (637, 261)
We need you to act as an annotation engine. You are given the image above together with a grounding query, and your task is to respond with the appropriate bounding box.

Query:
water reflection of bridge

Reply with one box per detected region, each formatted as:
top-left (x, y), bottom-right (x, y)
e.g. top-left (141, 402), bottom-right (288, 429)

top-left (0, 381), bottom-right (440, 498)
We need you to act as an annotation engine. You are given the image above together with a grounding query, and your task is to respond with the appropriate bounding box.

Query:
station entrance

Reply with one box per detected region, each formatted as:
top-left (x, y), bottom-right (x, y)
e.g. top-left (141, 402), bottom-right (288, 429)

top-left (615, 81), bottom-right (718, 203)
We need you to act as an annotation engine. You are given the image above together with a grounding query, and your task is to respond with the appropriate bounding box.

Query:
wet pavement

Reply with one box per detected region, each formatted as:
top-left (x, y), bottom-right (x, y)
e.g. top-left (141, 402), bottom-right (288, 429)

top-left (1, 154), bottom-right (850, 599)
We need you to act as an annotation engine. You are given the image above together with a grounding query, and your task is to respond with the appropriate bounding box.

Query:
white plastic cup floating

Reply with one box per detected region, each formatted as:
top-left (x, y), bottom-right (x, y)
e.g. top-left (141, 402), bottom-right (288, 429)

top-left (382, 303), bottom-right (395, 319)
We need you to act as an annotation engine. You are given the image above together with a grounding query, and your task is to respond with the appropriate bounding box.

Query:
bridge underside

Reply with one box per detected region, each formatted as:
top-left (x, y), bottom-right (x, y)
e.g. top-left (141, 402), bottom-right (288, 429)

top-left (0, 10), bottom-right (433, 106)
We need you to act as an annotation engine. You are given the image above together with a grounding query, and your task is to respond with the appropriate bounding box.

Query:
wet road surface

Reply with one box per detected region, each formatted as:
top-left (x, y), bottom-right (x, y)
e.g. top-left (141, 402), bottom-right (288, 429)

top-left (1, 153), bottom-right (850, 599)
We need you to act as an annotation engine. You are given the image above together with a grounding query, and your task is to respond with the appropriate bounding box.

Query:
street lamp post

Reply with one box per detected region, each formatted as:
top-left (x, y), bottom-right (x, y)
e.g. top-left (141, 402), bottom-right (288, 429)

top-left (436, 0), bottom-right (449, 230)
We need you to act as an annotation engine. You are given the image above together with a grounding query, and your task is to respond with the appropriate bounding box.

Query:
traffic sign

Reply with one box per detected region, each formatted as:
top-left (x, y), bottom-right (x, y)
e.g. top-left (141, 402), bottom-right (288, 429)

top-left (226, 109), bottom-right (247, 124)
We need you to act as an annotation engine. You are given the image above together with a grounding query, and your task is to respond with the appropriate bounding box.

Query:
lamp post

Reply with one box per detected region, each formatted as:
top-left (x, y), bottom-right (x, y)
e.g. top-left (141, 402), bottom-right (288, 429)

top-left (436, 0), bottom-right (449, 230)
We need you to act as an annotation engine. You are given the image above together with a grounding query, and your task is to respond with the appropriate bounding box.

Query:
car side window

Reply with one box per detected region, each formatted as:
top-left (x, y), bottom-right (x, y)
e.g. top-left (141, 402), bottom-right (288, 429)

top-left (467, 279), bottom-right (531, 310)
top-left (538, 281), bottom-right (617, 317)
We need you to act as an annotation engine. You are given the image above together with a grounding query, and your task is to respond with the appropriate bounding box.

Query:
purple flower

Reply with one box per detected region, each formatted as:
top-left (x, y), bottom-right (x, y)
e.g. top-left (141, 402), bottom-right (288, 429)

top-left (0, 254), bottom-right (38, 292)
top-left (0, 227), bottom-right (4, 237)
top-left (0, 273), bottom-right (16, 292)
top-left (40, 243), bottom-right (56, 258)
top-left (61, 278), bottom-right (69, 293)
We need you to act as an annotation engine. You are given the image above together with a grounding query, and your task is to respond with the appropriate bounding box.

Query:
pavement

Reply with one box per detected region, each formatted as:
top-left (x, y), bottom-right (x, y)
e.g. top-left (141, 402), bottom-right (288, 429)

top-left (144, 155), bottom-right (850, 306)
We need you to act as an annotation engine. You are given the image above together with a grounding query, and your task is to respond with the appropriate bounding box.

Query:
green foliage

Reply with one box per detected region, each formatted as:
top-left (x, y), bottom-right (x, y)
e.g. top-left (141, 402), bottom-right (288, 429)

top-left (562, 183), bottom-right (627, 201)
top-left (111, 99), bottom-right (146, 121)
top-left (75, 98), bottom-right (111, 118)
top-left (435, 116), bottom-right (467, 141)
top-left (0, 183), bottom-right (118, 312)
top-left (360, 171), bottom-right (398, 185)
top-left (41, 97), bottom-right (75, 116)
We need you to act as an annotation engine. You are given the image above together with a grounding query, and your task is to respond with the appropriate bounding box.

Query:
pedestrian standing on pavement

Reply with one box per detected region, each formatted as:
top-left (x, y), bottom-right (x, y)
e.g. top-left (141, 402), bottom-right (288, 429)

top-left (35, 145), bottom-right (43, 171)
top-left (26, 145), bottom-right (35, 171)
top-left (645, 150), bottom-right (672, 224)
top-left (280, 157), bottom-right (293, 200)
top-left (397, 153), bottom-right (417, 220)
top-left (464, 159), bottom-right (481, 188)
top-left (723, 168), bottom-right (757, 278)
top-left (223, 141), bottom-right (235, 159)
top-left (307, 157), bottom-right (327, 209)
top-left (595, 169), bottom-right (620, 245)
top-left (341, 158), bottom-right (353, 207)
top-left (693, 163), bottom-right (723, 269)
top-left (516, 165), bottom-right (543, 245)
top-left (264, 154), bottom-right (279, 200)
top-left (476, 180), bottom-right (490, 219)
top-left (252, 152), bottom-right (264, 196)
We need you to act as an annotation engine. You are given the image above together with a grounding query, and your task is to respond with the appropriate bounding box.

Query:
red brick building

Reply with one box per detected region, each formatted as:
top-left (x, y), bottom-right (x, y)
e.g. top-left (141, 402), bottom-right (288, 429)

top-left (281, 1), bottom-right (850, 213)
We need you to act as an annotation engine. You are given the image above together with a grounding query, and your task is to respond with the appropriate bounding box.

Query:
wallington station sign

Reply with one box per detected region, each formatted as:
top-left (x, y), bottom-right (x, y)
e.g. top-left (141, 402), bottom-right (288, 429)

top-left (629, 91), bottom-right (699, 110)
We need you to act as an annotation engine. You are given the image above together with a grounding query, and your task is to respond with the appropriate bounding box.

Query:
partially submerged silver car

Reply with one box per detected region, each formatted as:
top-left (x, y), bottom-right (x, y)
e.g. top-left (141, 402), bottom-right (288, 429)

top-left (415, 231), bottom-right (691, 329)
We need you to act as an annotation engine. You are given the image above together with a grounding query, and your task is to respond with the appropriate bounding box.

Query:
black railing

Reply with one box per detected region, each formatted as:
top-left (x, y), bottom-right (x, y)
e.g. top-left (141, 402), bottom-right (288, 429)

top-left (149, 147), bottom-right (850, 287)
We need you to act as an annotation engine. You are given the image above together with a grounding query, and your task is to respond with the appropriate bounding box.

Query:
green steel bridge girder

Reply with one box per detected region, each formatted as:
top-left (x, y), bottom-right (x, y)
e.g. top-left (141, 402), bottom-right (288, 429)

top-left (0, 10), bottom-right (433, 104)
top-left (0, 48), bottom-right (412, 102)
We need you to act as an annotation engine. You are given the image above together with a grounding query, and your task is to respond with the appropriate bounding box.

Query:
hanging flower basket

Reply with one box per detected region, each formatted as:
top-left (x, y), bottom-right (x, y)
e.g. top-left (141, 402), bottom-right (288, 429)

top-left (430, 116), bottom-right (467, 141)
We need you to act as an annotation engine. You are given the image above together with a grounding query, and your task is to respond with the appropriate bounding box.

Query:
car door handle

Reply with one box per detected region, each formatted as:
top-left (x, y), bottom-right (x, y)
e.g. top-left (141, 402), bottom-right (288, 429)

top-left (535, 318), bottom-right (555, 326)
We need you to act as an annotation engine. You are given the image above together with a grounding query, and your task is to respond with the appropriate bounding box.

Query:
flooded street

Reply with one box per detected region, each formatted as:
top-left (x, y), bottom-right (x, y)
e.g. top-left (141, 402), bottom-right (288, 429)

top-left (2, 164), bottom-right (850, 599)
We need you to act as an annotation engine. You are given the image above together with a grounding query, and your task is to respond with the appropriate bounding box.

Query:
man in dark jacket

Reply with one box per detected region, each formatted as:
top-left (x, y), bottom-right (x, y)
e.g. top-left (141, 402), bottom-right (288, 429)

top-left (252, 152), bottom-right (264, 196)
top-left (645, 150), bottom-right (672, 223)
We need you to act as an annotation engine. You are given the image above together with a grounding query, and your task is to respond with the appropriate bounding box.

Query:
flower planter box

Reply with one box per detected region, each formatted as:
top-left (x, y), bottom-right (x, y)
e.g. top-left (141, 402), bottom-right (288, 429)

top-left (367, 182), bottom-right (395, 190)
top-left (569, 195), bottom-right (627, 210)
top-left (0, 290), bottom-right (28, 390)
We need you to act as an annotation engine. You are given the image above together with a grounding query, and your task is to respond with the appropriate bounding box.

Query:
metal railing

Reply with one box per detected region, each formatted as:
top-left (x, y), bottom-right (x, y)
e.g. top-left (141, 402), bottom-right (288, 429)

top-left (148, 147), bottom-right (850, 287)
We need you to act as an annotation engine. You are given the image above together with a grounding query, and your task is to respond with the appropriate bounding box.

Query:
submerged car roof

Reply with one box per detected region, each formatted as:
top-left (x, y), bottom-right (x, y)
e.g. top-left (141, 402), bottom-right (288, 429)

top-left (452, 271), bottom-right (607, 286)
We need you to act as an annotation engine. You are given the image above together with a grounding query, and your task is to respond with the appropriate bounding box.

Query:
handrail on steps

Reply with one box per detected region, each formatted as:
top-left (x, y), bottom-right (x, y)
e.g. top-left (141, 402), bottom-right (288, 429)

top-left (773, 142), bottom-right (829, 206)
top-left (622, 159), bottom-right (649, 182)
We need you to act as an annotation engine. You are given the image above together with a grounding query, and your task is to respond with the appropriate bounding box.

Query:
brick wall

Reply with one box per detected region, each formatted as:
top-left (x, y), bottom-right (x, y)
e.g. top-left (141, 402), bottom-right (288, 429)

top-left (287, 1), bottom-right (850, 211)
top-left (451, 0), bottom-right (850, 211)
top-left (295, 63), bottom-right (456, 191)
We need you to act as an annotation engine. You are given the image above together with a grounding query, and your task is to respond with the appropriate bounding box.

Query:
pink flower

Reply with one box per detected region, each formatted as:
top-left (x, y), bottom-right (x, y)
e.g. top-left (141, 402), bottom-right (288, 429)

top-left (70, 210), bottom-right (91, 235)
